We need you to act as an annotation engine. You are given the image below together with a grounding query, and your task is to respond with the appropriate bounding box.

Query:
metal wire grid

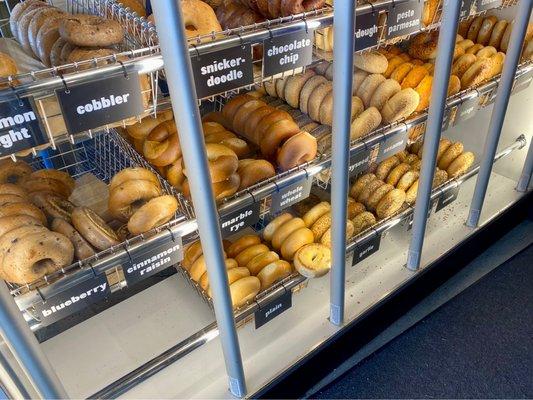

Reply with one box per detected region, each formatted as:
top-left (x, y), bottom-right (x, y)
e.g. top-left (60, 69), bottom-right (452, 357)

top-left (7, 128), bottom-right (193, 297)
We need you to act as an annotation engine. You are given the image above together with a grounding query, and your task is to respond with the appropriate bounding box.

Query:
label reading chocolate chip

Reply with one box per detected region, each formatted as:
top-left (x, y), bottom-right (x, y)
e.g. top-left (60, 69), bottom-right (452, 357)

top-left (270, 176), bottom-right (312, 214)
top-left (352, 234), bottom-right (381, 266)
top-left (33, 273), bottom-right (110, 327)
top-left (355, 9), bottom-right (379, 51)
top-left (262, 30), bottom-right (314, 77)
top-left (255, 290), bottom-right (292, 329)
top-left (376, 130), bottom-right (408, 162)
top-left (475, 0), bottom-right (502, 12)
top-left (436, 185), bottom-right (460, 212)
top-left (512, 70), bottom-right (533, 93)
top-left (191, 44), bottom-right (254, 99)
top-left (460, 0), bottom-right (475, 18)
top-left (56, 72), bottom-right (144, 135)
top-left (386, 0), bottom-right (423, 39)
top-left (455, 96), bottom-right (480, 123)
top-left (123, 239), bottom-right (183, 286)
top-left (220, 202), bottom-right (261, 237)
top-left (349, 147), bottom-right (372, 177)
top-left (0, 97), bottom-right (48, 157)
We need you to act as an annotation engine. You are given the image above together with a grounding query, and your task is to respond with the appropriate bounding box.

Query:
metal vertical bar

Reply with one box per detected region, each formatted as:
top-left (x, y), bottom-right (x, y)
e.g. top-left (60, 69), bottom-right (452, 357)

top-left (406, 0), bottom-right (461, 271)
top-left (330, 0), bottom-right (357, 326)
top-left (517, 136), bottom-right (533, 192)
top-left (0, 346), bottom-right (33, 400)
top-left (467, 0), bottom-right (533, 227)
top-left (150, 2), bottom-right (246, 397)
top-left (0, 283), bottom-right (67, 399)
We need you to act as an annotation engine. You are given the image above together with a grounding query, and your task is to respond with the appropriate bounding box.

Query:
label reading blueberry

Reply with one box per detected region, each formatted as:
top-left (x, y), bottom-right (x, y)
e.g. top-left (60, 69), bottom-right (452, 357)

top-left (255, 290), bottom-right (292, 329)
top-left (270, 176), bottom-right (312, 213)
top-left (33, 273), bottom-right (110, 326)
top-left (386, 0), bottom-right (423, 39)
top-left (262, 30), bottom-right (314, 77)
top-left (0, 97), bottom-right (48, 157)
top-left (56, 72), bottom-right (144, 135)
top-left (349, 147), bottom-right (372, 177)
top-left (220, 202), bottom-right (261, 237)
top-left (191, 44), bottom-right (254, 99)
top-left (355, 9), bottom-right (379, 51)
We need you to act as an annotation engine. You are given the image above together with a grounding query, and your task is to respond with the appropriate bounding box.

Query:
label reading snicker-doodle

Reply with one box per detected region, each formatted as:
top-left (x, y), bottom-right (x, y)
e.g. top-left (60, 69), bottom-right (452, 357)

top-left (191, 44), bottom-right (254, 98)
top-left (263, 30), bottom-right (314, 77)
top-left (386, 0), bottom-right (423, 39)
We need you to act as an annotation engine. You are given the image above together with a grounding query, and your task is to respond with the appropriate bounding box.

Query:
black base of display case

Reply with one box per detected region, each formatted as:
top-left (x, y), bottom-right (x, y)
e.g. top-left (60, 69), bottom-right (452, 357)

top-left (255, 191), bottom-right (532, 399)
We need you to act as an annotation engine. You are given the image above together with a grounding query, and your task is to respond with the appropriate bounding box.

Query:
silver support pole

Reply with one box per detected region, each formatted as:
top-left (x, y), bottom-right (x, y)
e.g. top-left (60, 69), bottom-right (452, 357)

top-left (150, 2), bottom-right (246, 397)
top-left (0, 283), bottom-right (67, 399)
top-left (330, 0), bottom-right (357, 326)
top-left (406, 0), bottom-right (461, 271)
top-left (467, 0), bottom-right (533, 226)
top-left (0, 345), bottom-right (32, 399)
top-left (517, 136), bottom-right (533, 192)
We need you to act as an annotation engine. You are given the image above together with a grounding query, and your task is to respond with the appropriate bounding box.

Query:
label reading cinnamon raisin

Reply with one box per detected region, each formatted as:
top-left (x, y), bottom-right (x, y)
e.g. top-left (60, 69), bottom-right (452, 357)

top-left (191, 44), bottom-right (254, 98)
top-left (386, 0), bottom-right (423, 39)
top-left (262, 30), bottom-right (314, 77)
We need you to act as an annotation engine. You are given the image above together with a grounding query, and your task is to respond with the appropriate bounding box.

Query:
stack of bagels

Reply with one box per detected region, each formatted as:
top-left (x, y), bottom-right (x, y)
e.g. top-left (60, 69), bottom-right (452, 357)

top-left (215, 94), bottom-right (318, 171)
top-left (216, 0), bottom-right (326, 20)
top-left (9, 0), bottom-right (125, 67)
top-left (107, 167), bottom-right (178, 235)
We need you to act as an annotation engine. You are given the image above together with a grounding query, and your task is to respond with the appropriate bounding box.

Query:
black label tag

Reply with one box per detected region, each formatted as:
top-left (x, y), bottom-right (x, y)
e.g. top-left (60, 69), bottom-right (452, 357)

top-left (355, 9), bottom-right (380, 51)
top-left (436, 186), bottom-right (460, 212)
top-left (220, 201), bottom-right (261, 237)
top-left (270, 176), bottom-right (312, 213)
top-left (513, 70), bottom-right (533, 93)
top-left (404, 201), bottom-right (433, 230)
top-left (376, 130), bottom-right (408, 162)
top-left (476, 0), bottom-right (502, 12)
top-left (191, 44), bottom-right (254, 98)
top-left (352, 234), bottom-right (381, 266)
top-left (0, 97), bottom-right (48, 157)
top-left (33, 273), bottom-right (110, 326)
top-left (56, 73), bottom-right (144, 135)
top-left (262, 30), bottom-right (314, 77)
top-left (460, 0), bottom-right (475, 19)
top-left (255, 290), bottom-right (292, 329)
top-left (455, 96), bottom-right (480, 123)
top-left (349, 147), bottom-right (372, 177)
top-left (123, 239), bottom-right (183, 286)
top-left (386, 0), bottom-right (423, 39)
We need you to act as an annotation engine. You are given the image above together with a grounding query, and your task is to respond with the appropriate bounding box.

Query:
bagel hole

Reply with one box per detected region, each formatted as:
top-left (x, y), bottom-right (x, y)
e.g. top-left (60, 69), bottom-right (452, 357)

top-left (32, 259), bottom-right (56, 276)
top-left (185, 24), bottom-right (198, 32)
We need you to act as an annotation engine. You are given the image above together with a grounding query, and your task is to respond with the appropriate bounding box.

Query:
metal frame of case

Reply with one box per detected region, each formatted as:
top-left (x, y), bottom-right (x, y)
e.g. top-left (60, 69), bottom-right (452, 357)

top-left (0, 0), bottom-right (532, 397)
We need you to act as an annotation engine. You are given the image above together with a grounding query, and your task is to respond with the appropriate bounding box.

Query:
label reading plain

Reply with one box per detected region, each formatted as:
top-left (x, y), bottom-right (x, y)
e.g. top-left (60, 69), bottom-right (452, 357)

top-left (0, 97), bottom-right (48, 157)
top-left (56, 72), bottom-right (144, 135)
top-left (191, 44), bottom-right (254, 98)
top-left (255, 290), bottom-right (292, 329)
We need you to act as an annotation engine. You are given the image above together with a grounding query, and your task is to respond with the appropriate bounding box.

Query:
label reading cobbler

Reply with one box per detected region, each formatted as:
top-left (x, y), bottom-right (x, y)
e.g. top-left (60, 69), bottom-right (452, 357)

top-left (386, 0), bottom-right (422, 39)
top-left (191, 44), bottom-right (254, 98)
top-left (355, 9), bottom-right (379, 51)
top-left (220, 202), bottom-right (261, 237)
top-left (124, 239), bottom-right (183, 286)
top-left (0, 97), bottom-right (48, 157)
top-left (476, 0), bottom-right (502, 12)
top-left (263, 30), bottom-right (314, 77)
top-left (33, 273), bottom-right (110, 326)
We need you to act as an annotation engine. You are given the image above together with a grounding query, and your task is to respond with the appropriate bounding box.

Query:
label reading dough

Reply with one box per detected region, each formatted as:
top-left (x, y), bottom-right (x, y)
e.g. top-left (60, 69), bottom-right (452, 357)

top-left (263, 30), bottom-right (314, 77)
top-left (386, 0), bottom-right (423, 39)
top-left (56, 72), bottom-right (144, 134)
top-left (0, 97), bottom-right (48, 157)
top-left (354, 9), bottom-right (379, 51)
top-left (191, 44), bottom-right (254, 98)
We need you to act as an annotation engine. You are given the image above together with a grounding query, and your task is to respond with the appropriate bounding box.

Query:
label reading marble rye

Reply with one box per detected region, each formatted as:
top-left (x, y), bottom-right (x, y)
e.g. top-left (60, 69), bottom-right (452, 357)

top-left (191, 44), bottom-right (254, 98)
top-left (220, 202), bottom-right (261, 237)
top-left (263, 30), bottom-right (314, 77)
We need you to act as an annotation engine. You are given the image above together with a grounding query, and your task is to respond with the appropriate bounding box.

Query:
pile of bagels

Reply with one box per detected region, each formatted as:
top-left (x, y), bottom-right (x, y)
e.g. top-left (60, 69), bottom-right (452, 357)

top-left (107, 167), bottom-right (179, 236)
top-left (9, 0), bottom-right (125, 67)
top-left (212, 93), bottom-right (318, 171)
top-left (0, 159), bottom-right (116, 284)
top-left (124, 109), bottom-right (277, 201)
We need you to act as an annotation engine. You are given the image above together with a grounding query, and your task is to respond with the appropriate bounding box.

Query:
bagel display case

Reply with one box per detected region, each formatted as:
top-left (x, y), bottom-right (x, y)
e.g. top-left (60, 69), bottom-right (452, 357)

top-left (0, 0), bottom-right (532, 399)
